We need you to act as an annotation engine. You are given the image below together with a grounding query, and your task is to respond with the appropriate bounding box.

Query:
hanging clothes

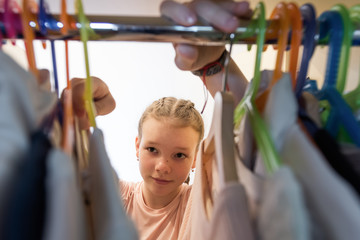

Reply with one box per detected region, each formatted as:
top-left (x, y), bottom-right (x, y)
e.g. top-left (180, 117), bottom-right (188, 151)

top-left (1, 130), bottom-right (52, 240)
top-left (178, 141), bottom-right (255, 240)
top-left (88, 128), bottom-right (138, 240)
top-left (257, 166), bottom-right (310, 240)
top-left (340, 143), bottom-right (360, 175)
top-left (42, 149), bottom-right (88, 240)
top-left (0, 50), bottom-right (56, 237)
top-left (178, 92), bottom-right (255, 240)
top-left (235, 113), bottom-right (262, 221)
top-left (236, 71), bottom-right (310, 240)
top-left (259, 72), bottom-right (360, 240)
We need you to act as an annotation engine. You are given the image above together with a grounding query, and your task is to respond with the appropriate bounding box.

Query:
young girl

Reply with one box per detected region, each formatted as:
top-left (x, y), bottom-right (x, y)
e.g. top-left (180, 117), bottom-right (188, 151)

top-left (120, 97), bottom-right (204, 239)
top-left (70, 1), bottom-right (251, 239)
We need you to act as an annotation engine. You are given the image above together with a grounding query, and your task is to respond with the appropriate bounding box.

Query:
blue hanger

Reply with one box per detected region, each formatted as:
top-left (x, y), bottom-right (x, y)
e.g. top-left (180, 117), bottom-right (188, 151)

top-left (312, 11), bottom-right (360, 147)
top-left (39, 0), bottom-right (61, 97)
top-left (38, 0), bottom-right (60, 35)
top-left (295, 4), bottom-right (316, 98)
top-left (37, 0), bottom-right (64, 134)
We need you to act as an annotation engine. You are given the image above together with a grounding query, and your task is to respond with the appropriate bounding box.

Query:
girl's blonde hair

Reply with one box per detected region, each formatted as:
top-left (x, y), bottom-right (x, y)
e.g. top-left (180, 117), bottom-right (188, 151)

top-left (138, 97), bottom-right (204, 146)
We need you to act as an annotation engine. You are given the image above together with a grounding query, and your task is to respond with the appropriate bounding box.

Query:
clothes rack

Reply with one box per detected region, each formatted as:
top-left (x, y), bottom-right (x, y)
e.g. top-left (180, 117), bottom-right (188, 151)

top-left (2, 14), bottom-right (360, 45)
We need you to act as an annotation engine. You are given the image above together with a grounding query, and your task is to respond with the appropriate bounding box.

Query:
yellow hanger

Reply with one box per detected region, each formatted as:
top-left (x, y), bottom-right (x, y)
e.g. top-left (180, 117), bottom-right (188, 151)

top-left (75, 0), bottom-right (99, 127)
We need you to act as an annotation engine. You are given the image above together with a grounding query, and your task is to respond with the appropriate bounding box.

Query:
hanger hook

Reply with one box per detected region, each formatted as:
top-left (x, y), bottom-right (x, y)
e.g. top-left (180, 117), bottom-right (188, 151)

top-left (222, 32), bottom-right (235, 92)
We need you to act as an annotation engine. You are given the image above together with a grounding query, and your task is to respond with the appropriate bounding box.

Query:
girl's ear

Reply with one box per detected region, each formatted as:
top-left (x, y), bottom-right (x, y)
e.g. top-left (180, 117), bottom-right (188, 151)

top-left (135, 136), bottom-right (140, 158)
top-left (191, 154), bottom-right (197, 169)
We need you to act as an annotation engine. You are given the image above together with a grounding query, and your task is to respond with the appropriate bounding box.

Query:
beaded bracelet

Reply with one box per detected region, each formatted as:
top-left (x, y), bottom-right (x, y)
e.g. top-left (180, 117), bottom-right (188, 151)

top-left (191, 50), bottom-right (227, 77)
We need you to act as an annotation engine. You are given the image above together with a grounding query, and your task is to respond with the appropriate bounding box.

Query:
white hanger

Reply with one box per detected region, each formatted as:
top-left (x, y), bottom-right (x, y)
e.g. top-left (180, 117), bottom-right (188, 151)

top-left (203, 34), bottom-right (238, 189)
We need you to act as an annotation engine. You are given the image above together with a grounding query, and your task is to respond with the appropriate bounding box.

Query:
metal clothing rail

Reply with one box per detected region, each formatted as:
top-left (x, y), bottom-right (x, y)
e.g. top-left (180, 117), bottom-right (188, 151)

top-left (2, 14), bottom-right (360, 46)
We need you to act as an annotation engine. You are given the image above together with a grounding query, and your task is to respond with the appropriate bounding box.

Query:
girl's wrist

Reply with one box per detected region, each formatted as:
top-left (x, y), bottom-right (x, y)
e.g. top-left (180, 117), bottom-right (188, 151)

top-left (191, 50), bottom-right (227, 77)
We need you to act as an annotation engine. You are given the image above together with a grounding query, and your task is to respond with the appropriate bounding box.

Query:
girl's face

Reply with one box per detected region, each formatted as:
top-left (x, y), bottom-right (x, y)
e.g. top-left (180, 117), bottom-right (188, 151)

top-left (135, 117), bottom-right (199, 206)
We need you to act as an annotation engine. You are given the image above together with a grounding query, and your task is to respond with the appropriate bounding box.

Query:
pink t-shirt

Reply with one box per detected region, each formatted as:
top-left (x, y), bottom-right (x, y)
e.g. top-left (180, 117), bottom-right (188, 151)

top-left (120, 181), bottom-right (192, 240)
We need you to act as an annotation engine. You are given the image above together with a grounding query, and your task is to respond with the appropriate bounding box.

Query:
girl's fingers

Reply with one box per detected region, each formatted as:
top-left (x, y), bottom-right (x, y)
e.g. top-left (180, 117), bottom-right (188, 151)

top-left (70, 77), bottom-right (116, 117)
top-left (160, 0), bottom-right (197, 26)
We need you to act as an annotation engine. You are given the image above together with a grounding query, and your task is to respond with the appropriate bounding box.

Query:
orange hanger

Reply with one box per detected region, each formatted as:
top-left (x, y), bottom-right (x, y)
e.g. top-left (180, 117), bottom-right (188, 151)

top-left (255, 2), bottom-right (290, 112)
top-left (21, 0), bottom-right (39, 80)
top-left (60, 0), bottom-right (71, 89)
top-left (61, 89), bottom-right (74, 154)
top-left (60, 0), bottom-right (74, 154)
top-left (60, 0), bottom-right (77, 87)
top-left (286, 2), bottom-right (302, 89)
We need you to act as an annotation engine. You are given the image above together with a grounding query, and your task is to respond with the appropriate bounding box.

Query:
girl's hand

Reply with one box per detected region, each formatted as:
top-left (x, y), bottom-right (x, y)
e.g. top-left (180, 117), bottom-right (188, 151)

top-left (160, 0), bottom-right (252, 71)
top-left (69, 77), bottom-right (116, 129)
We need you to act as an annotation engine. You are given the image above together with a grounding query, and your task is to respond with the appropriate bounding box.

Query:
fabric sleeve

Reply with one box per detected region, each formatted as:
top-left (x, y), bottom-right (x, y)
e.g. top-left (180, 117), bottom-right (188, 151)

top-left (119, 181), bottom-right (136, 201)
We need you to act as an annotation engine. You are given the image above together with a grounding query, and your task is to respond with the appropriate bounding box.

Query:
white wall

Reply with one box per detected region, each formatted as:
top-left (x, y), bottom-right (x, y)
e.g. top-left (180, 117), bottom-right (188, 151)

top-left (5, 0), bottom-right (261, 182)
top-left (5, 37), bottom-right (262, 182)
top-left (4, 0), bottom-right (214, 182)
top-left (6, 0), bottom-right (359, 182)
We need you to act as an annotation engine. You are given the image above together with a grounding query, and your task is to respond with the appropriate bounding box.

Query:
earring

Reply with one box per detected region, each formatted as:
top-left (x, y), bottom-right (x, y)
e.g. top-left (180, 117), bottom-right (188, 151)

top-left (137, 158), bottom-right (139, 161)
top-left (191, 168), bottom-right (194, 173)
top-left (185, 174), bottom-right (190, 184)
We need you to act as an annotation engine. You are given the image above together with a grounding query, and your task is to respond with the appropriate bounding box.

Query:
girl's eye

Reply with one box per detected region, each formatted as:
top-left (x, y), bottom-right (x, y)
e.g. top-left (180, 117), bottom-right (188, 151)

top-left (147, 147), bottom-right (157, 153)
top-left (174, 153), bottom-right (186, 159)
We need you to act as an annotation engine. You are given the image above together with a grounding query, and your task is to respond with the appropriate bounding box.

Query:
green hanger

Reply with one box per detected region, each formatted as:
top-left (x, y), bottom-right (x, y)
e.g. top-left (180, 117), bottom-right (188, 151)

top-left (331, 4), bottom-right (352, 94)
top-left (75, 0), bottom-right (100, 127)
top-left (337, 4), bottom-right (360, 143)
top-left (344, 4), bottom-right (360, 112)
top-left (349, 4), bottom-right (360, 22)
top-left (319, 4), bottom-right (352, 127)
top-left (233, 2), bottom-right (282, 174)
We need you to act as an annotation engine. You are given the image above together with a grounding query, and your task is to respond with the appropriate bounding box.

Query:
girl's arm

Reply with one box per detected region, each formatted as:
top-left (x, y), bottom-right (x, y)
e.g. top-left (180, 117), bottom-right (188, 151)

top-left (160, 0), bottom-right (252, 104)
top-left (201, 58), bottom-right (248, 105)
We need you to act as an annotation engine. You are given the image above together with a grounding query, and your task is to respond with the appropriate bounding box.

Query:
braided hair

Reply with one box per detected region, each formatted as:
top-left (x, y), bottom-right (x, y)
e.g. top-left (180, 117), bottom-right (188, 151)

top-left (138, 97), bottom-right (204, 144)
top-left (138, 97), bottom-right (204, 184)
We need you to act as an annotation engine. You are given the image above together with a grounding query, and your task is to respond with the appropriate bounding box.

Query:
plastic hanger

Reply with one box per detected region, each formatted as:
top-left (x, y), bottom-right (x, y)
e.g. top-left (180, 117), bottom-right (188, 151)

top-left (61, 88), bottom-right (74, 154)
top-left (3, 0), bottom-right (20, 46)
top-left (39, 0), bottom-right (61, 96)
top-left (38, 0), bottom-right (60, 35)
top-left (204, 34), bottom-right (239, 186)
top-left (0, 2), bottom-right (4, 48)
top-left (331, 4), bottom-right (352, 94)
top-left (343, 4), bottom-right (360, 112)
top-left (234, 2), bottom-right (282, 175)
top-left (60, 0), bottom-right (74, 89)
top-left (75, 0), bottom-right (99, 128)
top-left (21, 0), bottom-right (39, 80)
top-left (295, 4), bottom-right (316, 98)
top-left (332, 4), bottom-right (360, 144)
top-left (61, 0), bottom-right (75, 154)
top-left (35, 0), bottom-right (62, 141)
top-left (312, 11), bottom-right (360, 147)
top-left (323, 4), bottom-right (353, 143)
top-left (286, 3), bottom-right (302, 89)
top-left (255, 2), bottom-right (290, 112)
top-left (350, 4), bottom-right (360, 23)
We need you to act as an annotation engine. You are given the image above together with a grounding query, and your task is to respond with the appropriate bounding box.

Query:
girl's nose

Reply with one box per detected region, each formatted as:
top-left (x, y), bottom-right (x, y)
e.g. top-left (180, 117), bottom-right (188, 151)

top-left (155, 158), bottom-right (171, 174)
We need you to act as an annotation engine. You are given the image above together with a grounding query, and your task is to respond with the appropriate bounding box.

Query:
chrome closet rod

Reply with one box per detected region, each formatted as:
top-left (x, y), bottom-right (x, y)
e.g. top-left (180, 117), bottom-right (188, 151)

top-left (3, 15), bottom-right (360, 46)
